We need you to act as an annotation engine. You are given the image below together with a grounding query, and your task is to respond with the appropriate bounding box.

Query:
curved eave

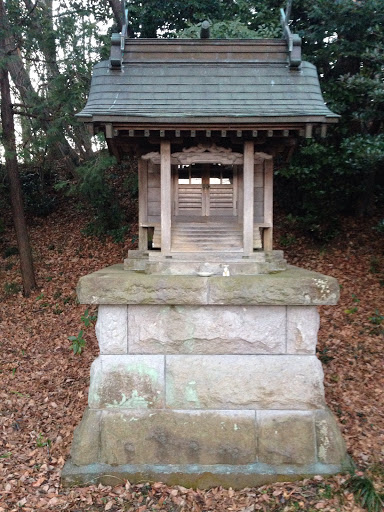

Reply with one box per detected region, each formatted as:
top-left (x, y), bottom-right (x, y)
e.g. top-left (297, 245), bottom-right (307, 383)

top-left (76, 113), bottom-right (339, 125)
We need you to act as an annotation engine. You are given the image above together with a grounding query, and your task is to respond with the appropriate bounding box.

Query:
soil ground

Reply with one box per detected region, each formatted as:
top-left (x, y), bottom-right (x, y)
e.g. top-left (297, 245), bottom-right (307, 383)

top-left (0, 206), bottom-right (383, 511)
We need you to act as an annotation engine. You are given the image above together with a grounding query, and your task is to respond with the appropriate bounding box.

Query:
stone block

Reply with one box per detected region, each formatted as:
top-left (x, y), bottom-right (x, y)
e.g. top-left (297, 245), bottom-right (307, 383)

top-left (315, 408), bottom-right (348, 464)
top-left (166, 355), bottom-right (325, 410)
top-left (208, 266), bottom-right (339, 306)
top-left (287, 306), bottom-right (319, 354)
top-left (95, 305), bottom-right (128, 354)
top-left (99, 409), bottom-right (256, 465)
top-left (258, 410), bottom-right (316, 465)
top-left (88, 355), bottom-right (164, 409)
top-left (77, 265), bottom-right (209, 305)
top-left (70, 408), bottom-right (101, 465)
top-left (128, 305), bottom-right (286, 354)
top-left (76, 265), bottom-right (339, 306)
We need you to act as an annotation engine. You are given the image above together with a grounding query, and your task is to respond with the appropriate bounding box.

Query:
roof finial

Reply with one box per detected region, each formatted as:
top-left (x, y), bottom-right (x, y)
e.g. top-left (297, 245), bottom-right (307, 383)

top-left (280, 0), bottom-right (301, 68)
top-left (110, 0), bottom-right (129, 69)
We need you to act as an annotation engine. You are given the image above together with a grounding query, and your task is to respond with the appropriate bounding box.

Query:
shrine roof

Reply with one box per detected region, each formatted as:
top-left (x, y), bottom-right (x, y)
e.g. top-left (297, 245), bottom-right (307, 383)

top-left (77, 39), bottom-right (338, 125)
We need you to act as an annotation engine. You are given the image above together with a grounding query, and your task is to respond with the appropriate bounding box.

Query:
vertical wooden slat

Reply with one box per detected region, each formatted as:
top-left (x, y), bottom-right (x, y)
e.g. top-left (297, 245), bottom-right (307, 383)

top-left (243, 141), bottom-right (254, 255)
top-left (160, 140), bottom-right (172, 254)
top-left (263, 158), bottom-right (273, 251)
top-left (138, 159), bottom-right (148, 251)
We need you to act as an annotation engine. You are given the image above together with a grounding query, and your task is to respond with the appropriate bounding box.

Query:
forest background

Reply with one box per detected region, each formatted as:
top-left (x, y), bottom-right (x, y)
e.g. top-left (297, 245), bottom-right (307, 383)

top-left (0, 1), bottom-right (383, 511)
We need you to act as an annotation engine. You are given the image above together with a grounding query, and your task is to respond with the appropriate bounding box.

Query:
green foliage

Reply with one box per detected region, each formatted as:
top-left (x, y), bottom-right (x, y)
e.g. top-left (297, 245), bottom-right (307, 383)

top-left (279, 233), bottom-right (297, 248)
top-left (369, 310), bottom-right (384, 325)
top-left (4, 282), bottom-right (21, 296)
top-left (21, 172), bottom-right (57, 217)
top-left (2, 246), bottom-right (18, 258)
top-left (81, 308), bottom-right (97, 327)
top-left (63, 152), bottom-right (128, 239)
top-left (275, 133), bottom-right (384, 239)
top-left (36, 433), bottom-right (51, 448)
top-left (68, 307), bottom-right (97, 355)
top-left (373, 219), bottom-right (384, 234)
top-left (127, 0), bottom-right (281, 38)
top-left (68, 329), bottom-right (86, 355)
top-left (180, 19), bottom-right (280, 39)
top-left (346, 474), bottom-right (384, 512)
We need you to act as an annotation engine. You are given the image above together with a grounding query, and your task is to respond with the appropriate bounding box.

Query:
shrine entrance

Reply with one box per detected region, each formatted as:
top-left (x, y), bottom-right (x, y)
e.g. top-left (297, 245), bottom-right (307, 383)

top-left (174, 164), bottom-right (238, 220)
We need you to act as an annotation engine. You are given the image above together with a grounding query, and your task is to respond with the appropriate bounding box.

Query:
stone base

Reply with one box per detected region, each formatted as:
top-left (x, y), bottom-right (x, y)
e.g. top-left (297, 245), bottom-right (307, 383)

top-left (62, 460), bottom-right (352, 489)
top-left (124, 250), bottom-right (287, 275)
top-left (63, 265), bottom-right (349, 488)
top-left (62, 407), bottom-right (352, 488)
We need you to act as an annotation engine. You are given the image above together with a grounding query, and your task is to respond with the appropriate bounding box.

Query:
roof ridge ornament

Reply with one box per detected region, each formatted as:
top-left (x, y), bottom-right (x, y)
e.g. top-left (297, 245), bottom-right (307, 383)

top-left (110, 1), bottom-right (129, 69)
top-left (280, 0), bottom-right (301, 68)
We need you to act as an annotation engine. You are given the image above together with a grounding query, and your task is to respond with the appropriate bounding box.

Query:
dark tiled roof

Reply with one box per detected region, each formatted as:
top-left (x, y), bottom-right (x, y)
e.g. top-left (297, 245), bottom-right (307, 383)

top-left (77, 39), bottom-right (337, 124)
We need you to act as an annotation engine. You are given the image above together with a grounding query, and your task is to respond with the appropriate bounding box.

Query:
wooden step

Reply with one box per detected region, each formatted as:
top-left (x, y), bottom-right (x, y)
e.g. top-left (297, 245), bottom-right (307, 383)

top-left (152, 224), bottom-right (262, 251)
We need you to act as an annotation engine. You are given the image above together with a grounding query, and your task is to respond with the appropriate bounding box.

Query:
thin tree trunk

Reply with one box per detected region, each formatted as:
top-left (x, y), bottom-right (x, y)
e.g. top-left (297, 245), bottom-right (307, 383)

top-left (0, 0), bottom-right (37, 296)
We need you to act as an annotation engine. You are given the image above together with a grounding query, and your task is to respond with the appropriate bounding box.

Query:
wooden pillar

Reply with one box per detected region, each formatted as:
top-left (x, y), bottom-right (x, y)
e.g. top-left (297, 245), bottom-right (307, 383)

top-left (243, 141), bottom-right (254, 255)
top-left (160, 140), bottom-right (172, 255)
top-left (138, 158), bottom-right (148, 251)
top-left (263, 158), bottom-right (273, 251)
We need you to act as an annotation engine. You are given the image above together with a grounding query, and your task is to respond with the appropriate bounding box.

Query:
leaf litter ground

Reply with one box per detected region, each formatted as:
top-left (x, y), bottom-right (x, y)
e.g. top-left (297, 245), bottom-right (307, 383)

top-left (0, 208), bottom-right (383, 511)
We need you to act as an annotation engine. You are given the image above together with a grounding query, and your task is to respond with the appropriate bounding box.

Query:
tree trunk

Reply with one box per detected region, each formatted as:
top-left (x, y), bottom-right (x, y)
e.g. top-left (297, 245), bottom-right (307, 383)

top-left (1, 3), bottom-right (80, 173)
top-left (0, 0), bottom-right (37, 297)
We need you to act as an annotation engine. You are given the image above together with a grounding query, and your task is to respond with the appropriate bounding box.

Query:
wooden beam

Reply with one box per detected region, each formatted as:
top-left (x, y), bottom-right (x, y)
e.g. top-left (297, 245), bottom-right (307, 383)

top-left (243, 141), bottom-right (254, 256)
top-left (321, 124), bottom-right (327, 138)
top-left (86, 124), bottom-right (94, 136)
top-left (263, 158), bottom-right (273, 251)
top-left (160, 140), bottom-right (172, 255)
top-left (305, 124), bottom-right (313, 138)
top-left (105, 123), bottom-right (113, 139)
top-left (138, 159), bottom-right (148, 251)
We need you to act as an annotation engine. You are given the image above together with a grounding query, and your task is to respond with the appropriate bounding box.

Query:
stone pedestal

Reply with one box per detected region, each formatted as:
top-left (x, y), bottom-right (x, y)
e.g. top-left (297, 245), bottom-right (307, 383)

top-left (62, 265), bottom-right (351, 488)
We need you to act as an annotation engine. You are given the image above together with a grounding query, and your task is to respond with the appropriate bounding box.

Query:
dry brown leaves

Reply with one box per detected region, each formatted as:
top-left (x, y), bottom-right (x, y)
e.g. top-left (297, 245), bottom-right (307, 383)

top-left (0, 207), bottom-right (383, 511)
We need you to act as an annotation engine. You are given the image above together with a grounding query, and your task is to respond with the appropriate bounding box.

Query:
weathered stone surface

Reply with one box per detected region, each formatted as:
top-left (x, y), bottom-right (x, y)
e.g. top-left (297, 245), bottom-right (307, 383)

top-left (208, 267), bottom-right (339, 306)
top-left (258, 411), bottom-right (316, 465)
top-left (287, 306), bottom-right (319, 354)
top-left (77, 265), bottom-right (208, 305)
top-left (166, 355), bottom-right (325, 409)
top-left (77, 265), bottom-right (339, 306)
top-left (88, 355), bottom-right (164, 409)
top-left (70, 408), bottom-right (101, 465)
top-left (128, 305), bottom-right (286, 354)
top-left (95, 305), bottom-right (128, 354)
top-left (99, 410), bottom-right (256, 465)
top-left (62, 459), bottom-right (352, 489)
top-left (316, 408), bottom-right (348, 464)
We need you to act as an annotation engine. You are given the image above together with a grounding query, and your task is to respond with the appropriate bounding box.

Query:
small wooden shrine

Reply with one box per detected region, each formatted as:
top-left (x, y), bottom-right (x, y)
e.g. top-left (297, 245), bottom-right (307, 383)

top-left (76, 6), bottom-right (337, 270)
top-left (62, 4), bottom-right (350, 488)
